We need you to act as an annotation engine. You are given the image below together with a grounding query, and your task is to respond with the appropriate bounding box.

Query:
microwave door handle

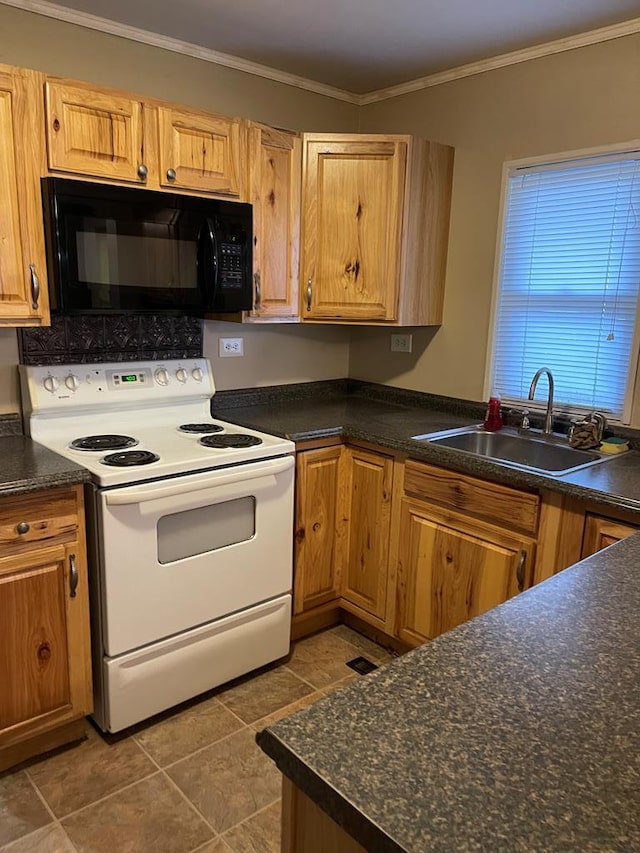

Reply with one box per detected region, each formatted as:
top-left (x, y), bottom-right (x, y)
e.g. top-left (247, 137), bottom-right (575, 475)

top-left (197, 218), bottom-right (219, 308)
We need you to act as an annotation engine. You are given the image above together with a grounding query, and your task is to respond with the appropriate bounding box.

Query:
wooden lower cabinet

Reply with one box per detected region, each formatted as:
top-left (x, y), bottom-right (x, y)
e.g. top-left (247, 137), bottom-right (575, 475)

top-left (340, 447), bottom-right (393, 622)
top-left (581, 513), bottom-right (639, 558)
top-left (282, 778), bottom-right (366, 853)
top-left (0, 485), bottom-right (92, 771)
top-left (395, 496), bottom-right (534, 646)
top-left (293, 444), bottom-right (640, 649)
top-left (293, 445), bottom-right (345, 615)
top-left (293, 443), bottom-right (395, 638)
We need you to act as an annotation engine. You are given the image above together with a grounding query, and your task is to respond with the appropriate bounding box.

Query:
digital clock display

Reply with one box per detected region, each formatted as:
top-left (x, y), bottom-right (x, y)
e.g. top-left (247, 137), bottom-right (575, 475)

top-left (121, 374), bottom-right (138, 383)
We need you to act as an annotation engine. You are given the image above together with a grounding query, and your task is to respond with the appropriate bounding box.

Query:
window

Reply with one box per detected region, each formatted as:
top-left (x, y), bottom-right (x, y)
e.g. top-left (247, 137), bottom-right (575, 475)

top-left (487, 149), bottom-right (640, 422)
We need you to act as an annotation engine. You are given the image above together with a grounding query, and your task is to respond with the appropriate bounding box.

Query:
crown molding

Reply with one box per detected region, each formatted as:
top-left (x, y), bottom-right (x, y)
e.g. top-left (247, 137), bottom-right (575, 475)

top-left (2, 0), bottom-right (640, 106)
top-left (358, 16), bottom-right (640, 104)
top-left (0, 0), bottom-right (360, 104)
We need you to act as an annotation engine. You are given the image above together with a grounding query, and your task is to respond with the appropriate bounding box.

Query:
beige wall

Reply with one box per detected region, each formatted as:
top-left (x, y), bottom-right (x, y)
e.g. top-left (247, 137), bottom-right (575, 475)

top-left (0, 5), bottom-right (356, 413)
top-left (2, 9), bottom-right (639, 418)
top-left (0, 5), bottom-right (358, 130)
top-left (351, 34), bottom-right (640, 422)
top-left (204, 321), bottom-right (349, 390)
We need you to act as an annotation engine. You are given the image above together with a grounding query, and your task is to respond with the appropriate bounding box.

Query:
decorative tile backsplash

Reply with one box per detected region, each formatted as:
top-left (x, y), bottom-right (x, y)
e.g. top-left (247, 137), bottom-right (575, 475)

top-left (18, 314), bottom-right (203, 365)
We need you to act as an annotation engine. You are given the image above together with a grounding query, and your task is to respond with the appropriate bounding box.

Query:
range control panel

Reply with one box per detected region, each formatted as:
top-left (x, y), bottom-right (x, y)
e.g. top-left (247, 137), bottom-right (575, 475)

top-left (21, 358), bottom-right (214, 414)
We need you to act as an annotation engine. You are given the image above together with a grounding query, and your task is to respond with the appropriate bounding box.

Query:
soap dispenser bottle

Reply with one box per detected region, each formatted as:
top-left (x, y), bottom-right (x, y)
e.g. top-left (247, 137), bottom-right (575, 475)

top-left (483, 393), bottom-right (503, 432)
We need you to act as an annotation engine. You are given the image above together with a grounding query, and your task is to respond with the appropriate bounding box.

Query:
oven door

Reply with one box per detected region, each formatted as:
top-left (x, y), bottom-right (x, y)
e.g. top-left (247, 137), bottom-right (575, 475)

top-left (97, 455), bottom-right (294, 657)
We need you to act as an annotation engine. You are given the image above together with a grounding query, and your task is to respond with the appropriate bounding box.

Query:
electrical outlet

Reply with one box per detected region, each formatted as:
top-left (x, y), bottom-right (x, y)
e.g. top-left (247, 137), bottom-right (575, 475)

top-left (390, 333), bottom-right (413, 353)
top-left (219, 337), bottom-right (244, 357)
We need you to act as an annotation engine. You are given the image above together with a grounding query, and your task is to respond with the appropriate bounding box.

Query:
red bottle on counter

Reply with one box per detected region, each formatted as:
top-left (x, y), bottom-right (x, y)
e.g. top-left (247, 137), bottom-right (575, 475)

top-left (483, 394), bottom-right (503, 432)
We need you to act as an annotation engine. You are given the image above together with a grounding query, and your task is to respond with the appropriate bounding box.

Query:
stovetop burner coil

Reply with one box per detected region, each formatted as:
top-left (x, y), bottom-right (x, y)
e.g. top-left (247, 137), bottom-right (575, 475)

top-left (71, 434), bottom-right (138, 451)
top-left (102, 450), bottom-right (160, 467)
top-left (178, 423), bottom-right (224, 434)
top-left (200, 434), bottom-right (263, 449)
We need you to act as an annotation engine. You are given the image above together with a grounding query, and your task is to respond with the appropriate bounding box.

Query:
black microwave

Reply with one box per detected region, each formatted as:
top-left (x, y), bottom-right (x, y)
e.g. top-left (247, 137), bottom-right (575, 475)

top-left (41, 177), bottom-right (253, 315)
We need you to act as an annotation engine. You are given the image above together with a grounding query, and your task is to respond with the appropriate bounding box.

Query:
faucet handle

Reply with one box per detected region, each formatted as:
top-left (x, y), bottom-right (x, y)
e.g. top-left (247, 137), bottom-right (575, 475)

top-left (510, 408), bottom-right (531, 431)
top-left (589, 411), bottom-right (607, 442)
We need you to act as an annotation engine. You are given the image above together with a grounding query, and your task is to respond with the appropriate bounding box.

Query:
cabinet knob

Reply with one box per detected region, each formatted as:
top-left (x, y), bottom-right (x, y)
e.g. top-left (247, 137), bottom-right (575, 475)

top-left (137, 164), bottom-right (148, 180)
top-left (29, 264), bottom-right (40, 310)
top-left (166, 168), bottom-right (177, 181)
top-left (16, 521), bottom-right (30, 535)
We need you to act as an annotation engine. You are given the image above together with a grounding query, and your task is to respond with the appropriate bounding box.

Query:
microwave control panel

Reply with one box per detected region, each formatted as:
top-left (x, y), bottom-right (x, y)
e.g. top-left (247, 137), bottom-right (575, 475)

top-left (218, 242), bottom-right (244, 290)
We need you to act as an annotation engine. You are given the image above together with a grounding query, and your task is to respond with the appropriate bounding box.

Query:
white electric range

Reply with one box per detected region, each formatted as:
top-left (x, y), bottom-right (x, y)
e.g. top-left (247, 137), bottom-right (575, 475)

top-left (20, 358), bottom-right (295, 732)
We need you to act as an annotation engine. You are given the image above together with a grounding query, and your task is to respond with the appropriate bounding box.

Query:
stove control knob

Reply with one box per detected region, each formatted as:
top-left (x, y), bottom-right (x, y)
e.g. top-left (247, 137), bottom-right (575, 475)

top-left (43, 374), bottom-right (59, 394)
top-left (191, 367), bottom-right (204, 383)
top-left (154, 367), bottom-right (170, 386)
top-left (175, 367), bottom-right (188, 384)
top-left (64, 373), bottom-right (79, 392)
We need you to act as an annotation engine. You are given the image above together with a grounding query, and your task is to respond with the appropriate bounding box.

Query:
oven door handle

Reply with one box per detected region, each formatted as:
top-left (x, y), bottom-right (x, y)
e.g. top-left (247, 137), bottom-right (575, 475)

top-left (103, 455), bottom-right (293, 506)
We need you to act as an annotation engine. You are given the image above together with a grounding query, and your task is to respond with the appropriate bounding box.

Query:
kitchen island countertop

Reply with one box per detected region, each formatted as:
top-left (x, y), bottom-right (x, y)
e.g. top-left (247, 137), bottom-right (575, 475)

top-left (257, 532), bottom-right (640, 852)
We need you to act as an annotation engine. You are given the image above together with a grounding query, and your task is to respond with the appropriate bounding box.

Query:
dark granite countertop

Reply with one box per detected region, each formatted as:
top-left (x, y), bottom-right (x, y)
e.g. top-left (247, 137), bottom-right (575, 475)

top-left (0, 434), bottom-right (90, 497)
top-left (212, 387), bottom-right (640, 516)
top-left (258, 535), bottom-right (640, 852)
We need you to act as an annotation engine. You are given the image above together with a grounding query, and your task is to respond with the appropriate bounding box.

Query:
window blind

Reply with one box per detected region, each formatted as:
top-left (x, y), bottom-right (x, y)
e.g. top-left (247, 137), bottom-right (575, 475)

top-left (490, 153), bottom-right (640, 421)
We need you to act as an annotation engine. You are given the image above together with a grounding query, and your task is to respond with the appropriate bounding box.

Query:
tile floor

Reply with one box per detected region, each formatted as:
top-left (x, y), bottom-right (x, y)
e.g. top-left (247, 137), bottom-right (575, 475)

top-left (0, 625), bottom-right (394, 853)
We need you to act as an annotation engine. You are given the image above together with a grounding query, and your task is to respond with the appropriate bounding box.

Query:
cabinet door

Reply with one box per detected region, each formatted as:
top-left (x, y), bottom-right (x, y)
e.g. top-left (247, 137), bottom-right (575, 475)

top-left (246, 123), bottom-right (301, 320)
top-left (581, 514), bottom-right (639, 558)
top-left (301, 134), bottom-right (407, 321)
top-left (341, 448), bottom-right (393, 620)
top-left (294, 447), bottom-right (345, 614)
top-left (396, 497), bottom-right (533, 646)
top-left (0, 542), bottom-right (91, 740)
top-left (46, 79), bottom-right (147, 183)
top-left (0, 66), bottom-right (49, 325)
top-left (158, 106), bottom-right (241, 195)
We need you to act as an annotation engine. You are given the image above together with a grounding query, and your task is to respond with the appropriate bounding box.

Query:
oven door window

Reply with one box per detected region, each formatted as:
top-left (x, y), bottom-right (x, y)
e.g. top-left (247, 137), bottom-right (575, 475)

top-left (156, 497), bottom-right (256, 564)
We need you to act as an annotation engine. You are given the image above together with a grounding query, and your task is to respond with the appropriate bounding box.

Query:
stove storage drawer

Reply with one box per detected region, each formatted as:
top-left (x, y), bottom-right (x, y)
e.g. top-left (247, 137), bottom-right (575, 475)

top-left (0, 488), bottom-right (79, 554)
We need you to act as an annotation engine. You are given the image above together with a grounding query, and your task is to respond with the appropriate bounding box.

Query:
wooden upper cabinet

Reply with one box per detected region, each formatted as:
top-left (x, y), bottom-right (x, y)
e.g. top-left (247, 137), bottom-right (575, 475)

top-left (45, 79), bottom-right (147, 183)
top-left (341, 447), bottom-right (393, 621)
top-left (45, 78), bottom-right (243, 195)
top-left (0, 65), bottom-right (49, 326)
top-left (157, 106), bottom-right (241, 195)
top-left (246, 123), bottom-right (301, 320)
top-left (300, 133), bottom-right (454, 325)
top-left (301, 135), bottom-right (406, 322)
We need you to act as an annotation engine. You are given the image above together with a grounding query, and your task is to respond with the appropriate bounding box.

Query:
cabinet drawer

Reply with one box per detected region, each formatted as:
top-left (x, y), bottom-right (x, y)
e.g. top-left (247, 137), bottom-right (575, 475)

top-left (0, 488), bottom-right (79, 552)
top-left (404, 460), bottom-right (539, 537)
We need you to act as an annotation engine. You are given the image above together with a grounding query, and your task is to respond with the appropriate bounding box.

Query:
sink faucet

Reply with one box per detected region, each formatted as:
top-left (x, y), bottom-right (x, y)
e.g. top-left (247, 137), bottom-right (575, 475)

top-left (528, 368), bottom-right (555, 434)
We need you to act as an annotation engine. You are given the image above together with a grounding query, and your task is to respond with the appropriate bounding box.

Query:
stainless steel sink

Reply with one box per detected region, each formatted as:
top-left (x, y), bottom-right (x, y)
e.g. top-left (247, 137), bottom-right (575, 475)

top-left (412, 425), bottom-right (616, 476)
